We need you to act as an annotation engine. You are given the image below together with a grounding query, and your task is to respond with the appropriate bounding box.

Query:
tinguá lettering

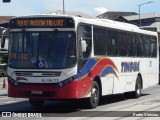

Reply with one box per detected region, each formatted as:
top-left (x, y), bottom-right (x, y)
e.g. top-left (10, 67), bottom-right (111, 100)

top-left (121, 61), bottom-right (140, 73)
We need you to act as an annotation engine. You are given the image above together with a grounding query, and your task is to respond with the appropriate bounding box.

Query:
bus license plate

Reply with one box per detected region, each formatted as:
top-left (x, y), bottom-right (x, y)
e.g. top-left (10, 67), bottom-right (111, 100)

top-left (31, 90), bottom-right (43, 95)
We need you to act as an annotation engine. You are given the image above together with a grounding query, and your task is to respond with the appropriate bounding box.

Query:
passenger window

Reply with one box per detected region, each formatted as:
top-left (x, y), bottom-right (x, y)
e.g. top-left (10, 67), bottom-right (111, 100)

top-left (137, 34), bottom-right (144, 57)
top-left (93, 27), bottom-right (107, 55)
top-left (119, 31), bottom-right (128, 56)
top-left (128, 33), bottom-right (137, 56)
top-left (107, 30), bottom-right (118, 56)
top-left (144, 36), bottom-right (151, 57)
top-left (150, 37), bottom-right (157, 57)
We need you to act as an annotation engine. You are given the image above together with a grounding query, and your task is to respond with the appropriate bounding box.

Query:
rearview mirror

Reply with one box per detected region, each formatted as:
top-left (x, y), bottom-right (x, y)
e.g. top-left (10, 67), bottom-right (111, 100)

top-left (1, 29), bottom-right (8, 48)
top-left (81, 38), bottom-right (87, 52)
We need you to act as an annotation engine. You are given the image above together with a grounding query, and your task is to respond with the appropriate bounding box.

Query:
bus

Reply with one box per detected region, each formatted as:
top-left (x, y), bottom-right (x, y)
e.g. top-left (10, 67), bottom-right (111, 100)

top-left (7, 15), bottom-right (159, 108)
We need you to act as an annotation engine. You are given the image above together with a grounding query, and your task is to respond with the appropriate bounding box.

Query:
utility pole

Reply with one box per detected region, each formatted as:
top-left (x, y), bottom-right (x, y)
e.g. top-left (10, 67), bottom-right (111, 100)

top-left (138, 1), bottom-right (153, 28)
top-left (63, 0), bottom-right (65, 14)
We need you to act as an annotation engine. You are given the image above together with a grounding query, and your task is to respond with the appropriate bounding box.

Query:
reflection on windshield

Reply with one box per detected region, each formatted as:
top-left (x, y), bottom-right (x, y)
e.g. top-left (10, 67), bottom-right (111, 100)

top-left (9, 31), bottom-right (76, 69)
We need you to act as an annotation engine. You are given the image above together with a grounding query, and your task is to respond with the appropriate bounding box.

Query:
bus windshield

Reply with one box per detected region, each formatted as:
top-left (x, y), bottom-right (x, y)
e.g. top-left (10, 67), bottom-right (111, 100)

top-left (9, 31), bottom-right (76, 69)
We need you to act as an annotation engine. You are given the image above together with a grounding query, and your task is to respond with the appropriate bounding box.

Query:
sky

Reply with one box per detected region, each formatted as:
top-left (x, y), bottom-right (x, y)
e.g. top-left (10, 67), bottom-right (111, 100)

top-left (0, 0), bottom-right (160, 17)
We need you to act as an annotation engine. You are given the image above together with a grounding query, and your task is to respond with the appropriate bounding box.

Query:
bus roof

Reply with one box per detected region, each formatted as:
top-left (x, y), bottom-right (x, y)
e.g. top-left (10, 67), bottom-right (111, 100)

top-left (11, 14), bottom-right (157, 36)
top-left (73, 16), bottom-right (157, 36)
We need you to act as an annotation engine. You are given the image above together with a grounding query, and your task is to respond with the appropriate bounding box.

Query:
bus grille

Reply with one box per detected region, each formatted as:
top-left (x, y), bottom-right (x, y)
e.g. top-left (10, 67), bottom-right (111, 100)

top-left (15, 71), bottom-right (61, 77)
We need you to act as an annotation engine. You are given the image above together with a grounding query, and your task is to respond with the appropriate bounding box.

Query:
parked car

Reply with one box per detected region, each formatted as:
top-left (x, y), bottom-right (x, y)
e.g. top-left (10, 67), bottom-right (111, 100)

top-left (0, 64), bottom-right (7, 77)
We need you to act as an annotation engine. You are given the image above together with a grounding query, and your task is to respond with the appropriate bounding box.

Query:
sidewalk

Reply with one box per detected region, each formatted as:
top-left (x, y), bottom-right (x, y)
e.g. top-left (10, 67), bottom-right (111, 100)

top-left (0, 77), bottom-right (8, 95)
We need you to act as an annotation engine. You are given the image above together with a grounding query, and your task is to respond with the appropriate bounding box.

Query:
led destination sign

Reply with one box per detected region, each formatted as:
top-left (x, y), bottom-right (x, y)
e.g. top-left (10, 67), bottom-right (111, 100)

top-left (17, 19), bottom-right (64, 27)
top-left (10, 17), bottom-right (75, 28)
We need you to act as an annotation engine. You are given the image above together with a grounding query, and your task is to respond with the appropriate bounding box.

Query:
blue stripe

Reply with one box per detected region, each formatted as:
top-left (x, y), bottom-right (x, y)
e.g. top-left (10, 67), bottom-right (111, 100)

top-left (100, 66), bottom-right (117, 77)
top-left (77, 59), bottom-right (98, 79)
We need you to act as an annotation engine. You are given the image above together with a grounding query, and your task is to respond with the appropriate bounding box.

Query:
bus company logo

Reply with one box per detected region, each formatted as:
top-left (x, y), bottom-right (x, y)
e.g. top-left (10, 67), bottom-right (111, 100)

top-left (121, 61), bottom-right (140, 73)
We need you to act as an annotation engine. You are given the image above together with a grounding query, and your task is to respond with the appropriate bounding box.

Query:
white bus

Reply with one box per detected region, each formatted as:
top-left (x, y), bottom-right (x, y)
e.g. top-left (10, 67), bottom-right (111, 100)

top-left (7, 15), bottom-right (159, 108)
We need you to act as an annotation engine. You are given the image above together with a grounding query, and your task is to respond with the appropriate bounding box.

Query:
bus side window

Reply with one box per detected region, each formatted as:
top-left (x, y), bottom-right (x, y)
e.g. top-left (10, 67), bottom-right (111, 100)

top-left (150, 37), bottom-right (157, 57)
top-left (128, 33), bottom-right (137, 57)
top-left (93, 27), bottom-right (107, 56)
top-left (119, 31), bottom-right (128, 56)
top-left (137, 34), bottom-right (144, 57)
top-left (143, 36), bottom-right (151, 57)
top-left (107, 29), bottom-right (118, 56)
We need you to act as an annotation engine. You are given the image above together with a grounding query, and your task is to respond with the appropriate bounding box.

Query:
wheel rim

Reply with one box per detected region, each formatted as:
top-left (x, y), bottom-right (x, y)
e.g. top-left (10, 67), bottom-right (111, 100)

top-left (136, 81), bottom-right (141, 96)
top-left (91, 87), bottom-right (98, 104)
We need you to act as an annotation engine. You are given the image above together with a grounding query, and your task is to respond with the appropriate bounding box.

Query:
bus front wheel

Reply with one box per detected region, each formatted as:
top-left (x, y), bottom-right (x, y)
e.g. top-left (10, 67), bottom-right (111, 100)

top-left (88, 81), bottom-right (100, 108)
top-left (29, 98), bottom-right (44, 107)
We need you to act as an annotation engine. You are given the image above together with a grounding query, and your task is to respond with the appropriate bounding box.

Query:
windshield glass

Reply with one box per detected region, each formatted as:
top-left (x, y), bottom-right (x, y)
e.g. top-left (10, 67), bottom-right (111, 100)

top-left (9, 31), bottom-right (76, 69)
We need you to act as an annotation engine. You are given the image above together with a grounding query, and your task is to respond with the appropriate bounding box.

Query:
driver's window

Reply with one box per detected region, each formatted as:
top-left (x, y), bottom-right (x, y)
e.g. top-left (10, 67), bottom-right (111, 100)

top-left (77, 25), bottom-right (92, 71)
top-left (78, 25), bottom-right (92, 58)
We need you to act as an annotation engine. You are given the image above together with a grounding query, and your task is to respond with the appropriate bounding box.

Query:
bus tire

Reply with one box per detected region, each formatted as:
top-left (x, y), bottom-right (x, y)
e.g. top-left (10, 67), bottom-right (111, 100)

top-left (133, 76), bottom-right (142, 98)
top-left (29, 98), bottom-right (44, 107)
top-left (88, 81), bottom-right (100, 108)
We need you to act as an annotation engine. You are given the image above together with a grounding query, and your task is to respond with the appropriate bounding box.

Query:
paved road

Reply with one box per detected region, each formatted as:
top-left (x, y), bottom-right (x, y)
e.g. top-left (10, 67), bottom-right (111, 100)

top-left (0, 85), bottom-right (160, 119)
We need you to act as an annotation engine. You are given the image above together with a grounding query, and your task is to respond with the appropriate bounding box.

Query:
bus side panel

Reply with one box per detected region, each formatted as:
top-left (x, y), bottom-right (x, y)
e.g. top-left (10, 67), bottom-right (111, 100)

top-left (115, 58), bottom-right (141, 93)
top-left (101, 76), bottom-right (114, 95)
top-left (148, 58), bottom-right (159, 86)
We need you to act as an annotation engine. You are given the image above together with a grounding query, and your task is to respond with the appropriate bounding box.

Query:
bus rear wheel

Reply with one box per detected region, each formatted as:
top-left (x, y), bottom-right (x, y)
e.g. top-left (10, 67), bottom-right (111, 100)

top-left (29, 98), bottom-right (44, 107)
top-left (133, 76), bottom-right (142, 98)
top-left (88, 81), bottom-right (100, 108)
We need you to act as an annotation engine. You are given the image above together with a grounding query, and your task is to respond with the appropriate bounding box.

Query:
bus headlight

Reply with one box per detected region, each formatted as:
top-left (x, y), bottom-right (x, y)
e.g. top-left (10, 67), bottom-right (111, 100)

top-left (8, 77), bottom-right (23, 87)
top-left (53, 76), bottom-right (76, 88)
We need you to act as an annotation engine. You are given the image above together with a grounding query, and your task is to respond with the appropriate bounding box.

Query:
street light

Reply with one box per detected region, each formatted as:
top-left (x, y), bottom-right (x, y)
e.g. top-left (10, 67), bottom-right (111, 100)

top-left (138, 1), bottom-right (153, 28)
top-left (63, 0), bottom-right (65, 14)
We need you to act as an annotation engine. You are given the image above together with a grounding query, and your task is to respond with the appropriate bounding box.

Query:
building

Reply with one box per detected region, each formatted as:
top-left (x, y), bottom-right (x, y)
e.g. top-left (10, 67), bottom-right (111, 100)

top-left (97, 11), bottom-right (160, 32)
top-left (97, 11), bottom-right (137, 21)
top-left (43, 10), bottom-right (95, 19)
top-left (122, 13), bottom-right (160, 32)
top-left (0, 16), bottom-right (14, 28)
